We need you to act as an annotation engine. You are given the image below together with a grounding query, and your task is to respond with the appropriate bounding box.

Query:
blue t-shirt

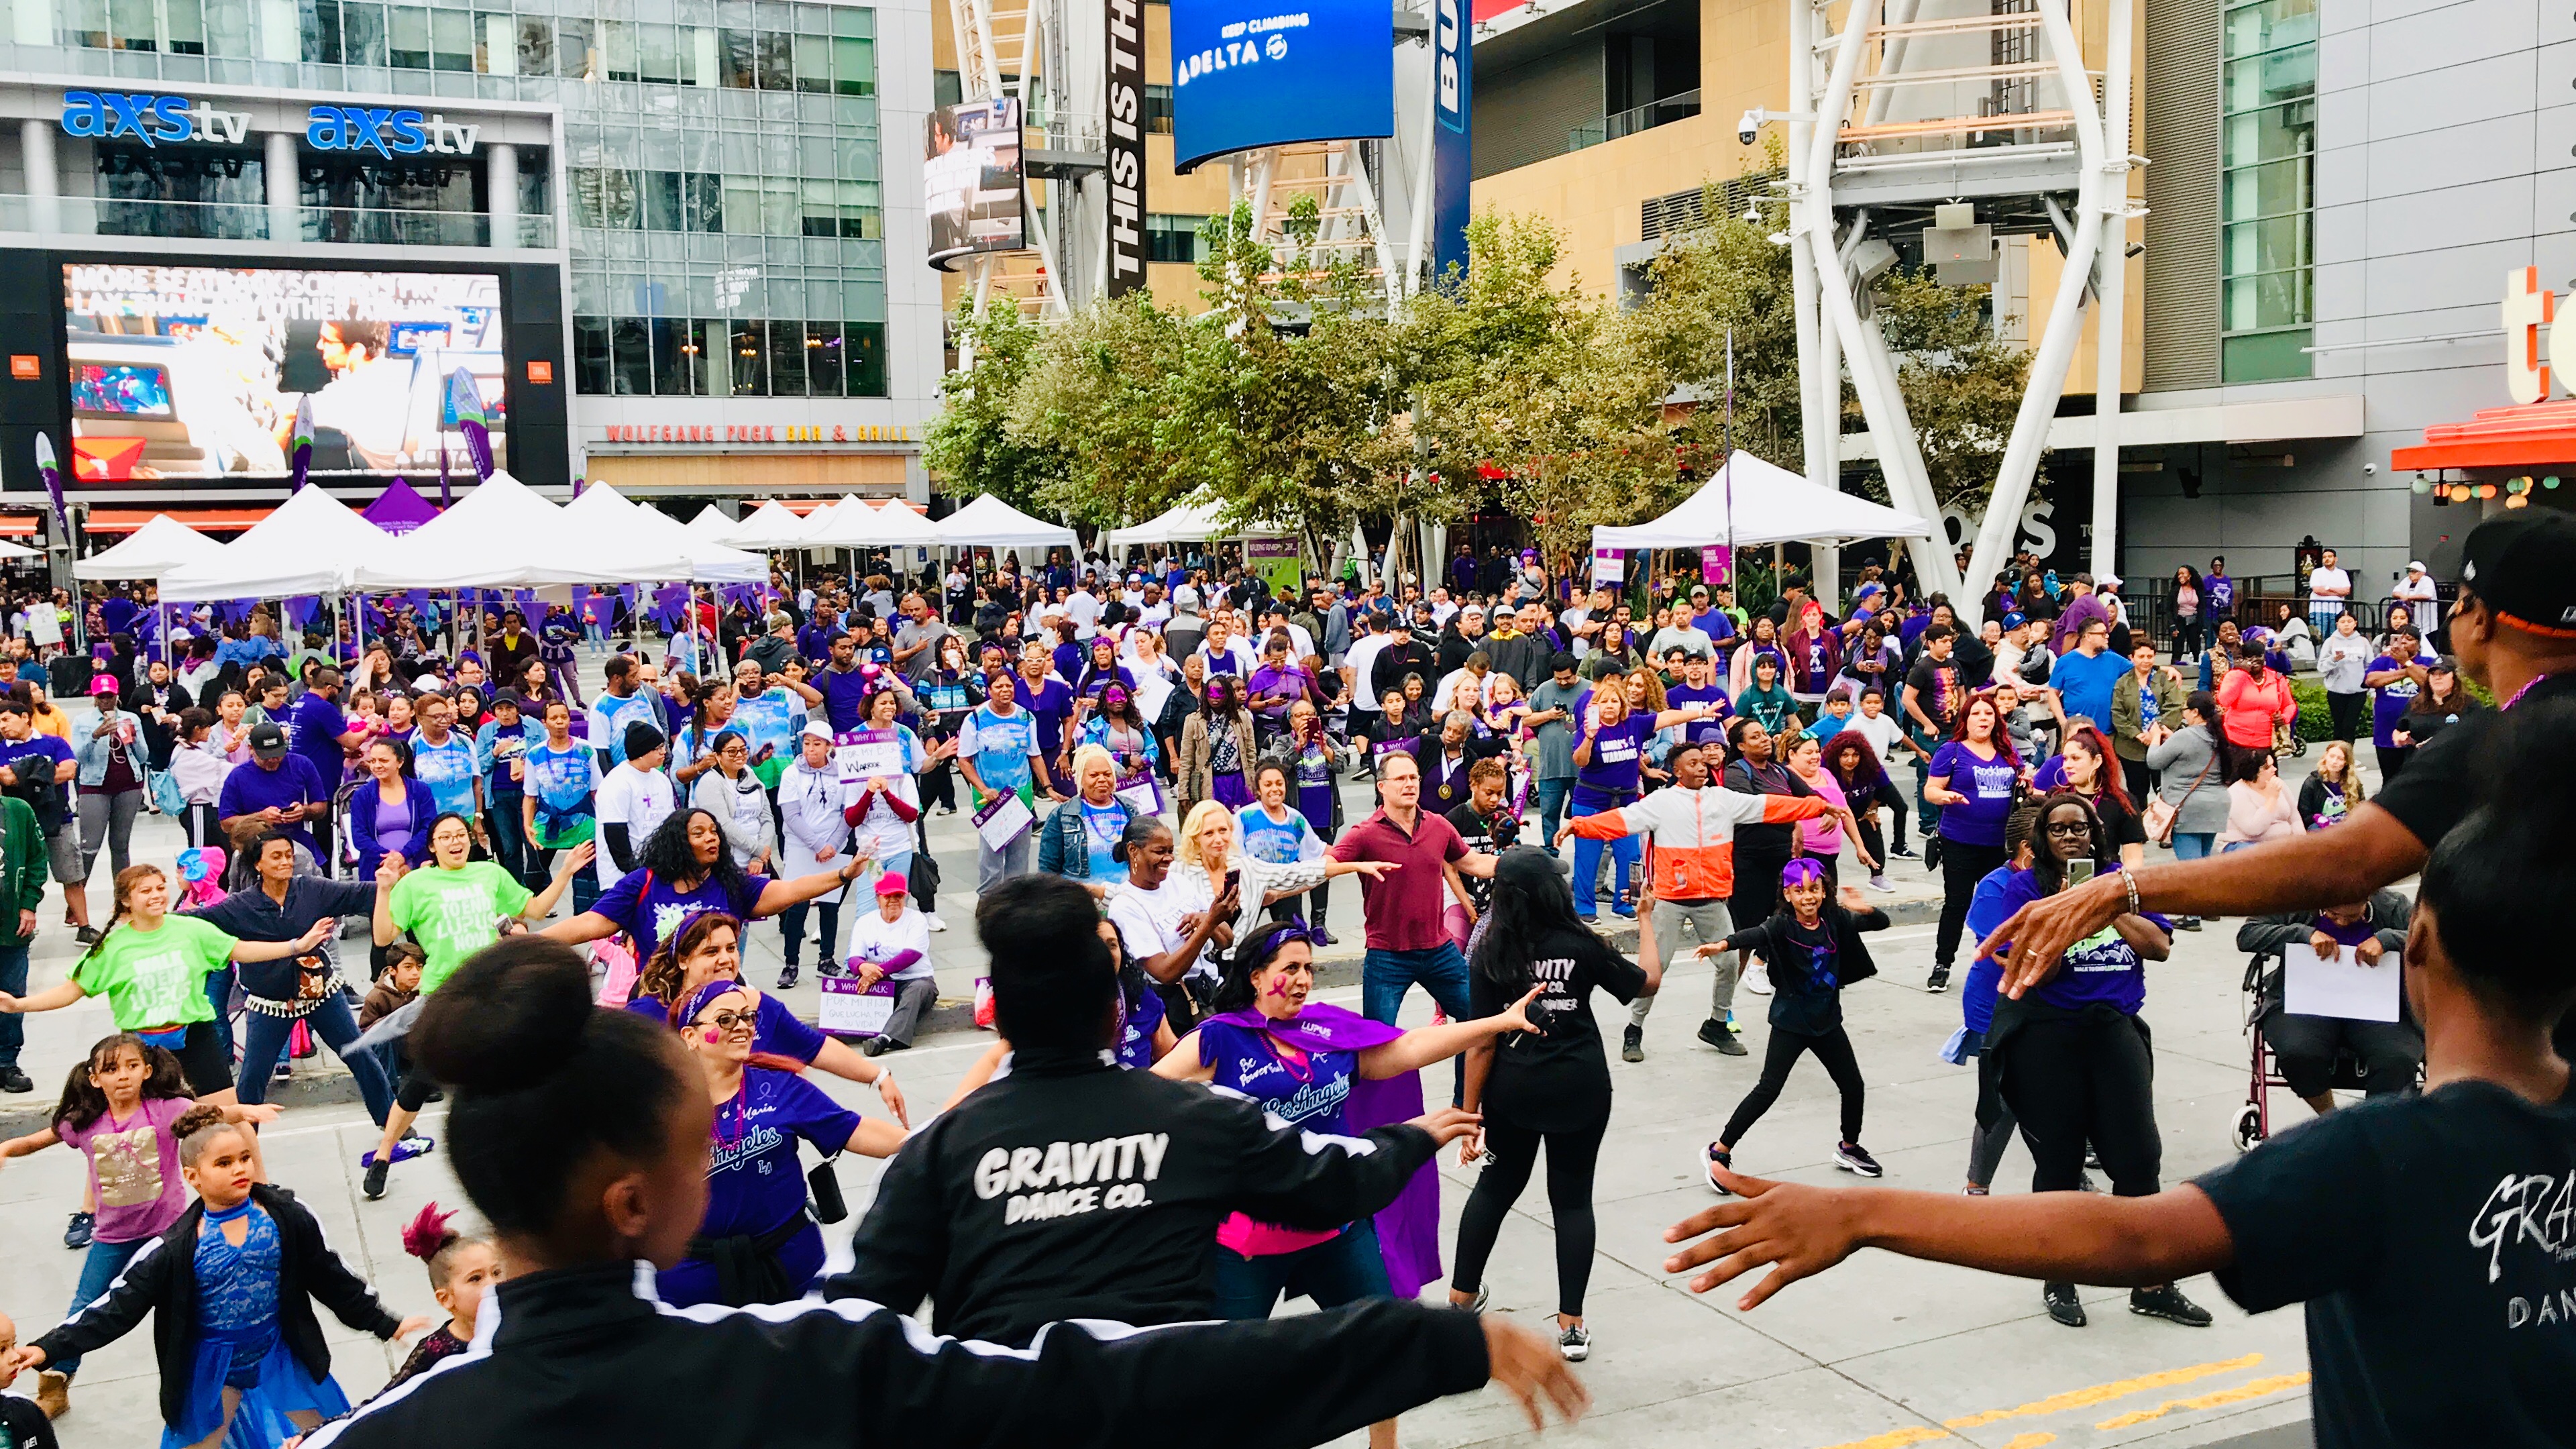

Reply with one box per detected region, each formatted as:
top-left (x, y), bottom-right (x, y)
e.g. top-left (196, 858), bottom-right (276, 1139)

top-left (1116, 983), bottom-right (1167, 1070)
top-left (1929, 739), bottom-right (2019, 847)
top-left (963, 705), bottom-right (1037, 797)
top-left (698, 1067), bottom-right (859, 1240)
top-left (0, 733), bottom-right (76, 816)
top-left (594, 867), bottom-right (773, 963)
top-left (1574, 714), bottom-right (1654, 799)
top-left (2051, 649), bottom-right (2127, 732)
top-left (1202, 1019), bottom-right (1357, 1136)
top-left (1986, 865), bottom-right (2171, 1015)
top-left (409, 729), bottom-right (480, 818)
top-left (1081, 800), bottom-right (1128, 885)
top-left (476, 719), bottom-right (539, 800)
top-left (1960, 865), bottom-right (2021, 1035)
top-left (286, 690), bottom-right (348, 785)
top-left (1237, 803), bottom-right (1316, 867)
top-left (1664, 684), bottom-right (1732, 745)
top-left (586, 690), bottom-right (661, 766)
top-left (523, 741), bottom-right (598, 845)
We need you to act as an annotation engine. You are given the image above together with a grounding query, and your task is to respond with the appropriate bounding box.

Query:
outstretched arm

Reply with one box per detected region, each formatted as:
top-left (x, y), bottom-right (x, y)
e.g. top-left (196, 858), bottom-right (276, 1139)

top-left (1358, 987), bottom-right (1540, 1078)
top-left (1663, 1169), bottom-right (2234, 1311)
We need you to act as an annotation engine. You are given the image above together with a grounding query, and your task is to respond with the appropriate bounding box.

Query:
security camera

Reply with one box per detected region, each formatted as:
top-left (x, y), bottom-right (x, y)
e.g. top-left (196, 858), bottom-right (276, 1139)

top-left (1738, 109), bottom-right (1763, 146)
top-left (2361, 463), bottom-right (2376, 474)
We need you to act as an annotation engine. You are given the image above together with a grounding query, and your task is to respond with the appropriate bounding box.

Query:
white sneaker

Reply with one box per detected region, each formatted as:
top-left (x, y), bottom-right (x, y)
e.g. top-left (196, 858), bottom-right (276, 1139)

top-left (1743, 961), bottom-right (1774, 996)
top-left (925, 913), bottom-right (948, 932)
top-left (1867, 875), bottom-right (1896, 894)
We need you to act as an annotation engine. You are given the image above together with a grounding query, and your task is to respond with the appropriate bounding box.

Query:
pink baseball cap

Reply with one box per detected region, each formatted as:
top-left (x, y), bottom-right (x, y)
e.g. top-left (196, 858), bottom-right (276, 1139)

top-left (873, 871), bottom-right (908, 896)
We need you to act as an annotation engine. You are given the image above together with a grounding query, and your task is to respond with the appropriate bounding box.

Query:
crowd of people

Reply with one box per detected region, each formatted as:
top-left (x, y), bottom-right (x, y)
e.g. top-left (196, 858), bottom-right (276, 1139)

top-left (0, 512), bottom-right (2561, 1449)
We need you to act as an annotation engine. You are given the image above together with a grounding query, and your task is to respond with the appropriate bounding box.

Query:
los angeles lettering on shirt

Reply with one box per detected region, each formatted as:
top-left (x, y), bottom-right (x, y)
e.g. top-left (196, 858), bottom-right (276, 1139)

top-left (971, 1132), bottom-right (1171, 1224)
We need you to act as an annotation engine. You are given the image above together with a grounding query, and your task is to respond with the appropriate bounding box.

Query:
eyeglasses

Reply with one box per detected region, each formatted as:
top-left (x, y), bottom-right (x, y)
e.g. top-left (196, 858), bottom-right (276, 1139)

top-left (698, 1010), bottom-right (754, 1032)
top-left (2045, 820), bottom-right (2094, 838)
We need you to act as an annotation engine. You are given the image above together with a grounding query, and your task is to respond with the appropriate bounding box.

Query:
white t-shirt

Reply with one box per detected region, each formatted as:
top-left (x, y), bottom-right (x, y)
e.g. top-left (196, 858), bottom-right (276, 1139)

top-left (2306, 566), bottom-right (2352, 606)
top-left (1066, 590), bottom-right (1103, 639)
top-left (847, 903), bottom-right (934, 979)
top-left (1843, 710), bottom-right (1907, 773)
top-left (1344, 635), bottom-right (1391, 712)
top-left (1106, 881), bottom-right (1184, 972)
top-left (594, 763), bottom-right (677, 887)
top-left (2392, 574), bottom-right (2438, 604)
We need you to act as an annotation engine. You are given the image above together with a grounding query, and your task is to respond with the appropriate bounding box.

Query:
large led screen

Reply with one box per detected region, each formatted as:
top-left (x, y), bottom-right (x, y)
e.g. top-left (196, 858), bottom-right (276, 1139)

top-left (1170, 0), bottom-right (1393, 172)
top-left (60, 263), bottom-right (506, 482)
top-left (926, 97), bottom-right (1026, 270)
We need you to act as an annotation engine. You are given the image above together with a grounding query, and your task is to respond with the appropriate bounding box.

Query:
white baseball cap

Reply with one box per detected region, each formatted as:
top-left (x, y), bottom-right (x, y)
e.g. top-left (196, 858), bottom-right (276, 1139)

top-left (2406, 560), bottom-right (2427, 572)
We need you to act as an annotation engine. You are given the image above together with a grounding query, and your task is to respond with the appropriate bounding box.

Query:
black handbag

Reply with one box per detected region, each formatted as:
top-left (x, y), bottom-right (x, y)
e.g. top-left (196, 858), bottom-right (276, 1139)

top-left (808, 1155), bottom-right (849, 1224)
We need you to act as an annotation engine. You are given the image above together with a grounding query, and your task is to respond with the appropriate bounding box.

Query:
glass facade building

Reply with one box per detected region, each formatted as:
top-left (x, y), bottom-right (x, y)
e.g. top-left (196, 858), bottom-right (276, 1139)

top-left (2218, 0), bottom-right (2316, 383)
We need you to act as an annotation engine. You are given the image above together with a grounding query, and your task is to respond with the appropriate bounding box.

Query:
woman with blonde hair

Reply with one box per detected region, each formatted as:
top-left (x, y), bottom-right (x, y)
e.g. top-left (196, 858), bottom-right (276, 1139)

top-left (1168, 799), bottom-right (1389, 980)
top-left (2296, 738), bottom-right (2367, 832)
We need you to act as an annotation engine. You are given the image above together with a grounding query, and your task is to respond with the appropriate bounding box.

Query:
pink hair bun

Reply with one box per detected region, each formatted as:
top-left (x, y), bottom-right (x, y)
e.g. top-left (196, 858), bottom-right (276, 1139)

top-left (401, 1201), bottom-right (458, 1261)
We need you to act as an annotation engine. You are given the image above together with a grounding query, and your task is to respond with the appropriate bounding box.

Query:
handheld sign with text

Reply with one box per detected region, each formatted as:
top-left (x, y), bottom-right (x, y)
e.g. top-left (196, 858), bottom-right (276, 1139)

top-left (818, 974), bottom-right (900, 1038)
top-left (972, 790), bottom-right (1036, 851)
top-left (834, 727), bottom-right (907, 780)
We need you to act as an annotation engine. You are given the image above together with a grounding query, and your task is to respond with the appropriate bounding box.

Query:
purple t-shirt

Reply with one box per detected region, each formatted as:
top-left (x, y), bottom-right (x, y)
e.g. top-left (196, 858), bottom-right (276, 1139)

top-left (1574, 714), bottom-right (1656, 799)
top-left (1929, 739), bottom-right (2019, 847)
top-left (1203, 1018), bottom-right (1357, 1136)
top-left (0, 733), bottom-right (76, 816)
top-left (1116, 983), bottom-right (1167, 1070)
top-left (626, 987), bottom-right (824, 1064)
top-left (1018, 676), bottom-right (1075, 757)
top-left (1664, 684), bottom-right (1732, 745)
top-left (58, 1095), bottom-right (193, 1244)
top-left (594, 868), bottom-right (773, 964)
top-left (1987, 865), bottom-right (2170, 1015)
top-left (2366, 653), bottom-right (2432, 748)
top-left (818, 666), bottom-right (875, 733)
top-left (697, 1068), bottom-right (859, 1239)
top-left (215, 754), bottom-right (331, 851)
top-left (286, 690), bottom-right (350, 785)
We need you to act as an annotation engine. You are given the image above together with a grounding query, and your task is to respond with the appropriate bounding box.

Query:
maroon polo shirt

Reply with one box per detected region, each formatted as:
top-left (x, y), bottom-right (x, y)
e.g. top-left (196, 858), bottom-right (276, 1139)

top-left (1329, 806), bottom-right (1469, 953)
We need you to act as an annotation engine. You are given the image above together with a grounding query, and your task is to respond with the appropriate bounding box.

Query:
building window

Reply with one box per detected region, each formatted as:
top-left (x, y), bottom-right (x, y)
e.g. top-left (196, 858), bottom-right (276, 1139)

top-left (1145, 215), bottom-right (1205, 265)
top-left (2219, 0), bottom-right (2316, 382)
top-left (1144, 84), bottom-right (1173, 134)
top-left (572, 319), bottom-right (888, 398)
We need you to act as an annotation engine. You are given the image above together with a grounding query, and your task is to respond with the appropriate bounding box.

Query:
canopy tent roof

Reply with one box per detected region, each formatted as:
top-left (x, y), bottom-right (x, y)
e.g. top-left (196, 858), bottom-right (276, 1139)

top-left (934, 492), bottom-right (1077, 549)
top-left (352, 472), bottom-right (582, 589)
top-left (1587, 451), bottom-right (1937, 551)
top-left (806, 496), bottom-right (941, 548)
top-left (559, 484), bottom-right (767, 582)
top-left (1113, 495), bottom-right (1291, 546)
top-left (687, 504), bottom-right (739, 542)
top-left (0, 538), bottom-right (36, 560)
top-left (160, 488), bottom-right (389, 600)
top-left (72, 513), bottom-right (223, 580)
top-left (721, 500), bottom-right (822, 549)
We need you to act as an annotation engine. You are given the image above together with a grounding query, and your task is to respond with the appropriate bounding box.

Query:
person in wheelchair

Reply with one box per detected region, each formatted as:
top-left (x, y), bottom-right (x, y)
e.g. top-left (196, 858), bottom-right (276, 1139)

top-left (2236, 890), bottom-right (2420, 1113)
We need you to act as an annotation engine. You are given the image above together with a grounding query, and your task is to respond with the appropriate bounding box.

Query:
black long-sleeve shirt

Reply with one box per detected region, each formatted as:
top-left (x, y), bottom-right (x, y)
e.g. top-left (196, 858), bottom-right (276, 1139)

top-left (309, 1260), bottom-right (1487, 1449)
top-left (827, 1048), bottom-right (1438, 1346)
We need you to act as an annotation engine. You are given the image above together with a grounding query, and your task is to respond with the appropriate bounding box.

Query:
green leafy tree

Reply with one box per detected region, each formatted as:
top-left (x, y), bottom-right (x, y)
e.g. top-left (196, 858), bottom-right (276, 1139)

top-left (920, 298), bottom-right (1065, 512)
top-left (1009, 292), bottom-right (1201, 533)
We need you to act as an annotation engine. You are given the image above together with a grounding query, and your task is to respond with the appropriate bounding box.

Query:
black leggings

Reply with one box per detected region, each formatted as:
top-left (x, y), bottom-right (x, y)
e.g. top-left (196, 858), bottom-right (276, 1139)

top-left (1997, 1014), bottom-right (2161, 1198)
top-left (1935, 839), bottom-right (2010, 969)
top-left (1722, 1024), bottom-right (1864, 1147)
top-left (1450, 1115), bottom-right (1607, 1319)
top-left (1851, 780), bottom-right (1909, 855)
top-left (2326, 691), bottom-right (2364, 743)
top-left (396, 1064), bottom-right (439, 1114)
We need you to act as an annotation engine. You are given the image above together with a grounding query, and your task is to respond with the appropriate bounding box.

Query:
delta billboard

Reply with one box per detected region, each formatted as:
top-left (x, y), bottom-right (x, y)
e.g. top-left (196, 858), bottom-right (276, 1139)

top-left (1170, 0), bottom-right (1393, 173)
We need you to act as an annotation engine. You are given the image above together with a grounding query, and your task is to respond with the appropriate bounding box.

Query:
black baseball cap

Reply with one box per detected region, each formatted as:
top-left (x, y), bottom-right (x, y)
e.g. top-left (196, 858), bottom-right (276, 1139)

top-left (625, 720), bottom-right (667, 759)
top-left (249, 721), bottom-right (288, 759)
top-left (2460, 513), bottom-right (2576, 637)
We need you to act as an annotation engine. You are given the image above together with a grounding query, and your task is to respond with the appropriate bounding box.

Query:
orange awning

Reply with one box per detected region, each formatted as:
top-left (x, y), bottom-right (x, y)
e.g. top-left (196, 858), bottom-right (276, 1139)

top-left (0, 516), bottom-right (38, 537)
top-left (2390, 401), bottom-right (2576, 470)
top-left (85, 508), bottom-right (274, 533)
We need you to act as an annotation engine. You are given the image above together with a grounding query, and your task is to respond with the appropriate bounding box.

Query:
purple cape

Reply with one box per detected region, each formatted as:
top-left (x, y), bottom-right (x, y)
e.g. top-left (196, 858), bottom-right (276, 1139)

top-left (1201, 1003), bottom-right (1444, 1298)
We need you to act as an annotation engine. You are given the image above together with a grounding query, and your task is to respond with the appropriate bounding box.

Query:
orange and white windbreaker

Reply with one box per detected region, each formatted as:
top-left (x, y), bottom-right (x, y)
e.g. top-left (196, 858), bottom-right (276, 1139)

top-left (1565, 786), bottom-right (1827, 902)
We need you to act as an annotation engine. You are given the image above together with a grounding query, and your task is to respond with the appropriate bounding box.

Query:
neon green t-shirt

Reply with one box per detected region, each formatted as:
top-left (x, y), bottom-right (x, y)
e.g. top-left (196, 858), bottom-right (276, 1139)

top-left (71, 916), bottom-right (241, 1031)
top-left (390, 861), bottom-right (534, 994)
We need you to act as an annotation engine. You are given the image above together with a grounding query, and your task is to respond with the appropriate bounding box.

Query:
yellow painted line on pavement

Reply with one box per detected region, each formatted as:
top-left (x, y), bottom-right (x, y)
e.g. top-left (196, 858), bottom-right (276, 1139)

top-left (1816, 1428), bottom-right (1951, 1449)
top-left (2093, 1372), bottom-right (2309, 1430)
top-left (1998, 1435), bottom-right (2055, 1449)
top-left (1941, 1353), bottom-right (2265, 1428)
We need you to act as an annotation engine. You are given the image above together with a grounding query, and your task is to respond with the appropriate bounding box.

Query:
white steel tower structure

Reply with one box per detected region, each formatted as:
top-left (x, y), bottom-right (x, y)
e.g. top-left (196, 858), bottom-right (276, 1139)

top-left (1766, 0), bottom-right (2136, 619)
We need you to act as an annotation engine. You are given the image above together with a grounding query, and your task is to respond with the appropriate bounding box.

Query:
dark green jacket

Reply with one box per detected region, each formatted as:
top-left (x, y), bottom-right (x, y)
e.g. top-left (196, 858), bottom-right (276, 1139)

top-left (0, 794), bottom-right (42, 917)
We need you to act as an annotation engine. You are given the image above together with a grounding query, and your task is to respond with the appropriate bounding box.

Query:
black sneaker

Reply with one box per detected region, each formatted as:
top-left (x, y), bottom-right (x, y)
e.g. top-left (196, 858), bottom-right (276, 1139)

top-left (2174, 916), bottom-right (2202, 932)
top-left (1833, 1141), bottom-right (1883, 1177)
top-left (1621, 1024), bottom-right (1644, 1062)
top-left (2129, 1284), bottom-right (2214, 1327)
top-left (1927, 964), bottom-right (1951, 993)
top-left (1889, 843), bottom-right (1919, 859)
top-left (777, 964), bottom-right (800, 990)
top-left (0, 1065), bottom-right (31, 1093)
top-left (2043, 1281), bottom-right (2087, 1328)
top-left (1696, 1017), bottom-right (1749, 1055)
top-left (63, 1211), bottom-right (93, 1251)
top-left (74, 926), bottom-right (99, 946)
top-left (362, 1157), bottom-right (390, 1201)
top-left (1703, 1144), bottom-right (1735, 1194)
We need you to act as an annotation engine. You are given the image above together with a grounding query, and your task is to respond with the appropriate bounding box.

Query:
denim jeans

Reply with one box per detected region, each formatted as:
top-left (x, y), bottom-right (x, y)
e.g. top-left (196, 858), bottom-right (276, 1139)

top-left (1568, 792), bottom-right (1638, 917)
top-left (1532, 777), bottom-right (1572, 855)
top-left (204, 965), bottom-right (236, 1060)
top-left (1362, 943), bottom-right (1472, 1102)
top-left (54, 1236), bottom-right (148, 1375)
top-left (2171, 831), bottom-right (2214, 862)
top-left (234, 994), bottom-right (394, 1124)
top-left (0, 941), bottom-right (23, 1069)
top-left (1908, 725), bottom-right (1943, 839)
top-left (977, 831), bottom-right (1034, 894)
top-left (487, 794), bottom-right (537, 888)
top-left (1210, 1221), bottom-right (1391, 1319)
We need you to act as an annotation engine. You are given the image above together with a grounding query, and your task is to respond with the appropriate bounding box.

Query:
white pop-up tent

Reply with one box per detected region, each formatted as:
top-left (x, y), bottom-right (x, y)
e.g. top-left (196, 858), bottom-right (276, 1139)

top-left (72, 514), bottom-right (223, 580)
top-left (354, 472), bottom-right (585, 589)
top-left (933, 492), bottom-right (1077, 551)
top-left (721, 500), bottom-right (822, 550)
top-left (160, 488), bottom-right (390, 599)
top-left (807, 496), bottom-right (940, 549)
top-left (1113, 494), bottom-right (1292, 547)
top-left (559, 484), bottom-right (767, 582)
top-left (1587, 450), bottom-right (1936, 552)
top-left (687, 504), bottom-right (739, 543)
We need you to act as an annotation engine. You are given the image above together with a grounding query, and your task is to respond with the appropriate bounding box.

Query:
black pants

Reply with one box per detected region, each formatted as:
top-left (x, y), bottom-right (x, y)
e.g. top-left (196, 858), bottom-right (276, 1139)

top-left (2263, 1009), bottom-right (2422, 1099)
top-left (2375, 744), bottom-right (2412, 781)
top-left (2174, 618), bottom-right (2204, 658)
top-left (1722, 1023), bottom-right (1864, 1147)
top-left (169, 1020), bottom-right (234, 1097)
top-left (1851, 781), bottom-right (1908, 860)
top-left (1729, 847), bottom-right (1792, 948)
top-left (920, 759), bottom-right (958, 812)
top-left (2326, 691), bottom-right (2365, 743)
top-left (1935, 839), bottom-right (2010, 969)
top-left (1450, 1114), bottom-right (1607, 1319)
top-left (1997, 1014), bottom-right (2161, 1198)
top-left (2119, 757), bottom-right (2151, 811)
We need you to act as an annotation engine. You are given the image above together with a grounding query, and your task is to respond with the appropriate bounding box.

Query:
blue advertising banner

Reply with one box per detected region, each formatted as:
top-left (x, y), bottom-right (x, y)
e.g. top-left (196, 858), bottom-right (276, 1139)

top-left (1430, 0), bottom-right (1472, 280)
top-left (1171, 0), bottom-right (1394, 172)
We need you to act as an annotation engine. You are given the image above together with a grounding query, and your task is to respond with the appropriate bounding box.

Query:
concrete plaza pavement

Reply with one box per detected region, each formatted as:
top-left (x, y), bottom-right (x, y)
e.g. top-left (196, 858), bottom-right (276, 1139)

top-left (0, 683), bottom-right (2334, 1449)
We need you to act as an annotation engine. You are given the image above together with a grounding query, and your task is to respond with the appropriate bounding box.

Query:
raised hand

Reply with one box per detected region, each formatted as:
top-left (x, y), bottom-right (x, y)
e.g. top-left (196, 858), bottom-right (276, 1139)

top-left (1662, 1166), bottom-right (1866, 1308)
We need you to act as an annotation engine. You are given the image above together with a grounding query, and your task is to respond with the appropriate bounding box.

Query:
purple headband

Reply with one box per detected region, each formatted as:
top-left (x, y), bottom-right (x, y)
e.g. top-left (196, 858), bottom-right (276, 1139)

top-left (1780, 858), bottom-right (1827, 890)
top-left (678, 979), bottom-right (750, 1029)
